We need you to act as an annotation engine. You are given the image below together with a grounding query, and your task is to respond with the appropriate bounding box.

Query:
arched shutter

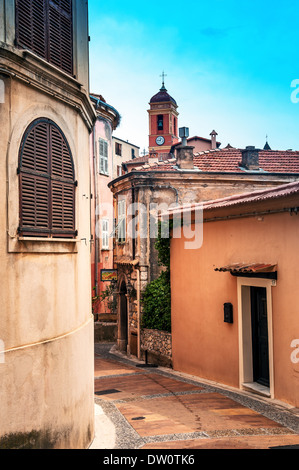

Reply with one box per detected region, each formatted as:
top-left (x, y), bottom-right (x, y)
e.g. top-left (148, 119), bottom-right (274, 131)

top-left (50, 124), bottom-right (75, 235)
top-left (19, 119), bottom-right (76, 238)
top-left (19, 121), bottom-right (50, 235)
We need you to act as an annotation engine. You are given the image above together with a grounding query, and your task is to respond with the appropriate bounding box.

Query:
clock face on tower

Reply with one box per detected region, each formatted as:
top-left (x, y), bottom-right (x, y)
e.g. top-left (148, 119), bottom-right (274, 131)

top-left (156, 136), bottom-right (165, 146)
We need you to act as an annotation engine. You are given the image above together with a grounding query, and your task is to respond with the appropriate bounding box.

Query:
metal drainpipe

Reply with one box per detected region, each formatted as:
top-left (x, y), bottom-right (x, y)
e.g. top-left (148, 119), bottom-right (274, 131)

top-left (92, 121), bottom-right (99, 297)
top-left (132, 187), bottom-right (135, 259)
top-left (137, 267), bottom-right (141, 359)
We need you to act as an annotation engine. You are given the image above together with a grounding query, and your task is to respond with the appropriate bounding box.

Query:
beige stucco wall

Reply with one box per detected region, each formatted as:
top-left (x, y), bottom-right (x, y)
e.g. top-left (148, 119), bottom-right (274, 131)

top-left (0, 2), bottom-right (95, 447)
top-left (112, 137), bottom-right (140, 179)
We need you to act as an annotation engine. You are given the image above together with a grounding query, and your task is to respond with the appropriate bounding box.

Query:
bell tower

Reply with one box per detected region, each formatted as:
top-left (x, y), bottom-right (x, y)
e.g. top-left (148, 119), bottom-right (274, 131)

top-left (148, 73), bottom-right (179, 156)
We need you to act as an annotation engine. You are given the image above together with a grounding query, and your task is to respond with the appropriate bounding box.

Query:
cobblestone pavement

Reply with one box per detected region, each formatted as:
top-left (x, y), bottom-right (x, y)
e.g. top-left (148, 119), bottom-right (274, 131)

top-left (92, 343), bottom-right (299, 450)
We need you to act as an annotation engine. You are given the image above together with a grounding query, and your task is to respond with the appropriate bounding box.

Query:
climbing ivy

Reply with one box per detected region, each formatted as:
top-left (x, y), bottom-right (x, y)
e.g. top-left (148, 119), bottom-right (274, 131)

top-left (141, 220), bottom-right (172, 333)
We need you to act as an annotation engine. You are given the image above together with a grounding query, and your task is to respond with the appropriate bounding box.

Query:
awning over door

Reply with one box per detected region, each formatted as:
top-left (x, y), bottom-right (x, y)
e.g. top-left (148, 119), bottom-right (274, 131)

top-left (215, 263), bottom-right (277, 278)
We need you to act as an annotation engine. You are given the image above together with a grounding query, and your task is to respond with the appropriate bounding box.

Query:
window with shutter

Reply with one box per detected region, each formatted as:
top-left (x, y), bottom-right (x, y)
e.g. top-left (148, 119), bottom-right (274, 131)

top-left (15, 0), bottom-right (73, 76)
top-left (99, 138), bottom-right (109, 175)
top-left (19, 118), bottom-right (76, 238)
top-left (101, 219), bottom-right (109, 250)
top-left (117, 199), bottom-right (126, 243)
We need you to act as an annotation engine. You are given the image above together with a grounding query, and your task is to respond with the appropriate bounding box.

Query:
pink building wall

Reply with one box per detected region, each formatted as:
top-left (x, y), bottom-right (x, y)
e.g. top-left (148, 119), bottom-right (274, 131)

top-left (90, 117), bottom-right (115, 318)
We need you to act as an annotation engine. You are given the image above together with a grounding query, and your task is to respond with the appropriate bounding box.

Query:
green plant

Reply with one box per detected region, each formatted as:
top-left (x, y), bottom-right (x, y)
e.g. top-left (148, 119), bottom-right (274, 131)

top-left (141, 219), bottom-right (172, 332)
top-left (141, 270), bottom-right (171, 332)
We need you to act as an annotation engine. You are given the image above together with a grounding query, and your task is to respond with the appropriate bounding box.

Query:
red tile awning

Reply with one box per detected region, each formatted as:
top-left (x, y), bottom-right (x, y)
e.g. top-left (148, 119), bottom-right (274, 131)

top-left (215, 263), bottom-right (277, 274)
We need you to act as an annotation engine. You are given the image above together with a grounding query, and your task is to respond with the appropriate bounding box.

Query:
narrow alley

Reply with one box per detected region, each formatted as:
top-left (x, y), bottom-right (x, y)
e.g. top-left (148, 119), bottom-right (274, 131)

top-left (91, 344), bottom-right (299, 450)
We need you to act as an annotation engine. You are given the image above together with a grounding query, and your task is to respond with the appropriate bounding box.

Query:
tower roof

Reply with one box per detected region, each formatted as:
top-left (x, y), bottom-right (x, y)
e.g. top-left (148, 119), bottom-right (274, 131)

top-left (150, 84), bottom-right (177, 106)
top-left (264, 141), bottom-right (271, 150)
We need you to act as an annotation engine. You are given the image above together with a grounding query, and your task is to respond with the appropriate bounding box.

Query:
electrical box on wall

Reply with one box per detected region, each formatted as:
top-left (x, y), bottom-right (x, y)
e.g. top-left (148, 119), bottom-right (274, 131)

top-left (224, 303), bottom-right (233, 323)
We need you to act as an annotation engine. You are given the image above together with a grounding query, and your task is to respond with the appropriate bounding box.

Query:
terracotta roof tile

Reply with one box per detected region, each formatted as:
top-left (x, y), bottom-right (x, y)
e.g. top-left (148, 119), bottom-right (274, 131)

top-left (130, 148), bottom-right (299, 174)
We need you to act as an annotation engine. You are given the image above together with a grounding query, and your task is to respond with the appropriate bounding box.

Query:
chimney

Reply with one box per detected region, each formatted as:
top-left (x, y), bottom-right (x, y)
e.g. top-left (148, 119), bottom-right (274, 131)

top-left (240, 146), bottom-right (260, 170)
top-left (176, 145), bottom-right (195, 169)
top-left (149, 148), bottom-right (159, 163)
top-left (210, 130), bottom-right (218, 150)
top-left (176, 127), bottom-right (194, 169)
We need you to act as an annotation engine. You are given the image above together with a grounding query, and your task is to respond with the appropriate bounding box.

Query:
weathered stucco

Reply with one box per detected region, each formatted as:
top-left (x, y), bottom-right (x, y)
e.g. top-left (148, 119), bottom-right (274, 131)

top-left (0, 1), bottom-right (96, 449)
top-left (109, 166), bottom-right (298, 360)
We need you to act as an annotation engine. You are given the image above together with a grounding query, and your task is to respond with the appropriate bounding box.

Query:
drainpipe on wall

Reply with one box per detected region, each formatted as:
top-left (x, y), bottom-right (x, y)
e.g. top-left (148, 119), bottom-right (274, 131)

top-left (92, 124), bottom-right (99, 297)
top-left (137, 267), bottom-right (141, 360)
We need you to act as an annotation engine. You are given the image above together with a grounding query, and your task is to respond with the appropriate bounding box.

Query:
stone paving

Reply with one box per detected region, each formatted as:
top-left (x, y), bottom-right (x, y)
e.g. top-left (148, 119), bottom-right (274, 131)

top-left (92, 343), bottom-right (299, 450)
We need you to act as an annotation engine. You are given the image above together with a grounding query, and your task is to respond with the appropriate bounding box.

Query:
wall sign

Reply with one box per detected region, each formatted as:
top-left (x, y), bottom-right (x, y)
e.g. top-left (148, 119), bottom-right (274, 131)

top-left (101, 269), bottom-right (118, 282)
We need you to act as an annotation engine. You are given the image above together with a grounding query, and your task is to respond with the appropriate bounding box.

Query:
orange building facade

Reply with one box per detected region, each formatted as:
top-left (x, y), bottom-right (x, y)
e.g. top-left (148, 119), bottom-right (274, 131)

top-left (169, 182), bottom-right (299, 408)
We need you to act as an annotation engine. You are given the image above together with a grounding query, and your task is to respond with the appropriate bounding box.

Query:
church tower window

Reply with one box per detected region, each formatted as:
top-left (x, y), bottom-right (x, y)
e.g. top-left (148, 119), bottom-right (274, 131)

top-left (157, 115), bottom-right (164, 131)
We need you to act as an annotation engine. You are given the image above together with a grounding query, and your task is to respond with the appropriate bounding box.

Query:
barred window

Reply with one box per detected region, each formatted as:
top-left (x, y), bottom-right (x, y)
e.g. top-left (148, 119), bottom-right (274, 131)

top-left (18, 118), bottom-right (76, 238)
top-left (15, 0), bottom-right (73, 75)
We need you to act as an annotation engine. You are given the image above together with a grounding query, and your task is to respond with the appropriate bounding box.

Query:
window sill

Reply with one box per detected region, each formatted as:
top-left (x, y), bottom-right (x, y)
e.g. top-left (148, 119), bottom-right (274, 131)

top-left (8, 236), bottom-right (79, 254)
top-left (18, 237), bottom-right (78, 242)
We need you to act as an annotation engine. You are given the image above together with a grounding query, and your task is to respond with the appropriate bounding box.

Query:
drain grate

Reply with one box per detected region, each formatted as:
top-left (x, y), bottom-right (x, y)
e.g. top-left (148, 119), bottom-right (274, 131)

top-left (95, 389), bottom-right (121, 396)
top-left (131, 416), bottom-right (146, 421)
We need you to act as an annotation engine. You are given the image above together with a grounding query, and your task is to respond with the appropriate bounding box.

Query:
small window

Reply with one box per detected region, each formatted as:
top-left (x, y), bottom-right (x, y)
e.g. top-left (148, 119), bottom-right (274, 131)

top-left (117, 165), bottom-right (122, 177)
top-left (157, 115), bottom-right (164, 131)
top-left (99, 139), bottom-right (108, 175)
top-left (18, 118), bottom-right (76, 238)
top-left (118, 199), bottom-right (126, 243)
top-left (131, 148), bottom-right (135, 159)
top-left (101, 219), bottom-right (109, 250)
top-left (115, 142), bottom-right (122, 156)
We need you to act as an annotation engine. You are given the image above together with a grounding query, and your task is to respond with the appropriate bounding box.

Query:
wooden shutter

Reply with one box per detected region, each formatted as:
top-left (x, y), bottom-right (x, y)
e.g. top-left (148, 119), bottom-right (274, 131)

top-left (19, 119), bottom-right (76, 238)
top-left (16, 0), bottom-right (47, 59)
top-left (99, 139), bottom-right (108, 175)
top-left (50, 125), bottom-right (74, 180)
top-left (48, 0), bottom-right (73, 75)
top-left (19, 121), bottom-right (50, 235)
top-left (20, 173), bottom-right (50, 234)
top-left (118, 199), bottom-right (126, 242)
top-left (102, 219), bottom-right (109, 249)
top-left (51, 181), bottom-right (75, 235)
top-left (50, 122), bottom-right (76, 237)
top-left (15, 0), bottom-right (73, 75)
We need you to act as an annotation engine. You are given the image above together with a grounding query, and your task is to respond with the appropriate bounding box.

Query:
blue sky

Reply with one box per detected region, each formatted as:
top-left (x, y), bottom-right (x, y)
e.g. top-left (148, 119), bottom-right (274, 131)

top-left (88, 0), bottom-right (299, 153)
